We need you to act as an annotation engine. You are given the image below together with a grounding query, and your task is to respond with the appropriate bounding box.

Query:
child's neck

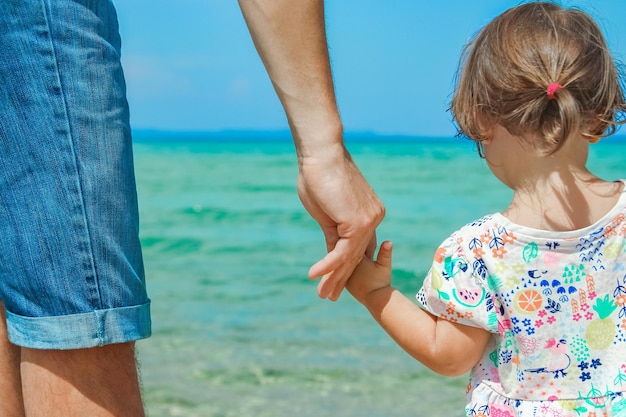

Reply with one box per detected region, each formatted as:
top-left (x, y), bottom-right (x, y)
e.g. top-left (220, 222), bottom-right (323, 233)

top-left (483, 127), bottom-right (623, 232)
top-left (502, 164), bottom-right (622, 232)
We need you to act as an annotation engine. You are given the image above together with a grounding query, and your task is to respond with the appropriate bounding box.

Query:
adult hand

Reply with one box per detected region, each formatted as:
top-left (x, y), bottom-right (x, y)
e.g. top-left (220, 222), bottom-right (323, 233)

top-left (238, 0), bottom-right (385, 299)
top-left (298, 144), bottom-right (384, 301)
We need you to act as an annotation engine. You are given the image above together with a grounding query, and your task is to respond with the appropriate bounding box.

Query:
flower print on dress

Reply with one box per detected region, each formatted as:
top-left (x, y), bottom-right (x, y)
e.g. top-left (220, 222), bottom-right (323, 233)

top-left (606, 213), bottom-right (625, 237)
top-left (518, 335), bottom-right (540, 356)
top-left (489, 403), bottom-right (516, 417)
top-left (615, 275), bottom-right (626, 320)
top-left (472, 225), bottom-right (518, 261)
top-left (419, 198), bottom-right (626, 415)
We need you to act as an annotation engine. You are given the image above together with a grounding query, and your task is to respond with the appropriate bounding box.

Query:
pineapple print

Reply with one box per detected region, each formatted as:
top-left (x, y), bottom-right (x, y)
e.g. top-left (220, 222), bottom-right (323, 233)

top-left (586, 295), bottom-right (618, 350)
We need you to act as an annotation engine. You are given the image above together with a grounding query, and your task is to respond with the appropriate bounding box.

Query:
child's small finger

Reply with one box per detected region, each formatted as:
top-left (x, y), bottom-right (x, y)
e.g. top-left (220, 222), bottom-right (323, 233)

top-left (376, 241), bottom-right (393, 267)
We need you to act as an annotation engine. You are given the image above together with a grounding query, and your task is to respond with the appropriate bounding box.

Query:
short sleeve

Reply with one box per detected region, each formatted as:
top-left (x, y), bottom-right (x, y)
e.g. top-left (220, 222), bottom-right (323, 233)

top-left (416, 235), bottom-right (498, 333)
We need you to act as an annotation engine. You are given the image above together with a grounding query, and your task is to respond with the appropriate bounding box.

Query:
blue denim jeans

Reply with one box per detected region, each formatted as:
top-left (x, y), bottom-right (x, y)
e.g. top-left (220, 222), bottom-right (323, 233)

top-left (0, 0), bottom-right (151, 349)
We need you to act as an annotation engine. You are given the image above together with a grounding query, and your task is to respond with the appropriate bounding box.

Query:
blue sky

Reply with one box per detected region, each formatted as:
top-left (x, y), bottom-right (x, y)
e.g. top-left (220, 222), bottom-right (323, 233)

top-left (115, 1), bottom-right (626, 137)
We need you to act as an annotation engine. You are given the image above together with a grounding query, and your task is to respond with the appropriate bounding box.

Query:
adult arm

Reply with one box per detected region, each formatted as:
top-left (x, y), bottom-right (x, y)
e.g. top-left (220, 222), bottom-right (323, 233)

top-left (238, 0), bottom-right (385, 300)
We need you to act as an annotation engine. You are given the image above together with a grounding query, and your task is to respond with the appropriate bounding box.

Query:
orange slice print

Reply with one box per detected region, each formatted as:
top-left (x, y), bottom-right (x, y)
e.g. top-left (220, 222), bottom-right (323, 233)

top-left (514, 289), bottom-right (543, 314)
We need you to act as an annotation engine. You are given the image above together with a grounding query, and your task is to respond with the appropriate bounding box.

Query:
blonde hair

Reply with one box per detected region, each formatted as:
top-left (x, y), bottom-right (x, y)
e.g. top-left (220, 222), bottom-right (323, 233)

top-left (451, 2), bottom-right (625, 155)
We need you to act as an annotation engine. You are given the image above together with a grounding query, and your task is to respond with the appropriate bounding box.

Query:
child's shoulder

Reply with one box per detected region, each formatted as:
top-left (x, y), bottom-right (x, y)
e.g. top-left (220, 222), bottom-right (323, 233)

top-left (452, 213), bottom-right (501, 237)
top-left (436, 213), bottom-right (500, 252)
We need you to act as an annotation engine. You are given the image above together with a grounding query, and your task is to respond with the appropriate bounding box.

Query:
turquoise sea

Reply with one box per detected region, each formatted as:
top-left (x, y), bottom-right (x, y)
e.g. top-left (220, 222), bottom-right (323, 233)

top-left (132, 132), bottom-right (625, 417)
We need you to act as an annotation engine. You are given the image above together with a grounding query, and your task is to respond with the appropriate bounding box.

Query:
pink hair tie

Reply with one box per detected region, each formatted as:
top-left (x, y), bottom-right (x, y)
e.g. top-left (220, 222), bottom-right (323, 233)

top-left (546, 83), bottom-right (562, 100)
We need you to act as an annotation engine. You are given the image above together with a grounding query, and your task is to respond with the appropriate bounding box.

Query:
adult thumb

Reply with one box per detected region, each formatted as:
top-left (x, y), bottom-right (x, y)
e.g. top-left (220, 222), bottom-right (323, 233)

top-left (376, 241), bottom-right (393, 268)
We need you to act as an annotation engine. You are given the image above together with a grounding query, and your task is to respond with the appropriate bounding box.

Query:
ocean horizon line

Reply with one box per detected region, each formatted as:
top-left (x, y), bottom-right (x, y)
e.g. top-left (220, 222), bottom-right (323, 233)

top-left (132, 128), bottom-right (460, 143)
top-left (132, 128), bottom-right (626, 144)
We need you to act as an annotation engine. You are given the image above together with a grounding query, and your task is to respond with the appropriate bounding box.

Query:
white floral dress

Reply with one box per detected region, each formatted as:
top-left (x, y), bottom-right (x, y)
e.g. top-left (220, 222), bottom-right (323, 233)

top-left (417, 181), bottom-right (626, 417)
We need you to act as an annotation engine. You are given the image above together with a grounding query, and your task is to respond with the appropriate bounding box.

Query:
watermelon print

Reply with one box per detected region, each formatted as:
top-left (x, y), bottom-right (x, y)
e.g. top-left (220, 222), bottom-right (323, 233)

top-left (454, 288), bottom-right (486, 307)
top-left (416, 181), bottom-right (626, 416)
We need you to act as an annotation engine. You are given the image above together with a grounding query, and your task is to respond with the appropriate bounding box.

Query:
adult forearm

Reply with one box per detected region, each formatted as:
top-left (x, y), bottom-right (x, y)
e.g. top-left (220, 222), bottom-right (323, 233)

top-left (240, 0), bottom-right (384, 300)
top-left (238, 0), bottom-right (343, 158)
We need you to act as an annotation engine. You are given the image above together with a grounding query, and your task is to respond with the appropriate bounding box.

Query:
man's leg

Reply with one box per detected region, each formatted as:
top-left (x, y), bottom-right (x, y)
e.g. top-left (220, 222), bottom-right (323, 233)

top-left (1, 2), bottom-right (150, 415)
top-left (21, 343), bottom-right (145, 417)
top-left (0, 303), bottom-right (25, 417)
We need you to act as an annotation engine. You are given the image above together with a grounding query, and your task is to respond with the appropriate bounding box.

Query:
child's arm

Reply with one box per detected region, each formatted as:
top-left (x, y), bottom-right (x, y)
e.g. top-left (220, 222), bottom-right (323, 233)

top-left (346, 241), bottom-right (491, 376)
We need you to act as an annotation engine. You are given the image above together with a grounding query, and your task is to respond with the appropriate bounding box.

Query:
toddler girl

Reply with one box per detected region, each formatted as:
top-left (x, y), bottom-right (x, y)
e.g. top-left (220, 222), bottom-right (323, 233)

top-left (345, 3), bottom-right (626, 416)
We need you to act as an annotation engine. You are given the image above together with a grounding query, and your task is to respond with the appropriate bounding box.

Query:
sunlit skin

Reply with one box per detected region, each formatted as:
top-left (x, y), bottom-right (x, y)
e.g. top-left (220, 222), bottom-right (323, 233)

top-left (345, 124), bottom-right (623, 376)
top-left (239, 0), bottom-right (385, 300)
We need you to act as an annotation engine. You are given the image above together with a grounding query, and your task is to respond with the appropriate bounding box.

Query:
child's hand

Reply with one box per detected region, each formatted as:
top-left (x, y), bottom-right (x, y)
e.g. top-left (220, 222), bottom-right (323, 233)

top-left (346, 241), bottom-right (393, 304)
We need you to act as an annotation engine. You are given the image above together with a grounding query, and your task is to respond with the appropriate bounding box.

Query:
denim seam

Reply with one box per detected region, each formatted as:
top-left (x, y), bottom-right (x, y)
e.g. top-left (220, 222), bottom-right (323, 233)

top-left (40, 0), bottom-right (103, 311)
top-left (95, 310), bottom-right (104, 345)
top-left (5, 303), bottom-right (151, 349)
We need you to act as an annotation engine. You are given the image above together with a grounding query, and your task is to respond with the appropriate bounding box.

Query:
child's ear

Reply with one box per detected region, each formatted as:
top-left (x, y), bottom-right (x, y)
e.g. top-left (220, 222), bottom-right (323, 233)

top-left (585, 134), bottom-right (601, 144)
top-left (479, 126), bottom-right (494, 145)
top-left (477, 114), bottom-right (495, 144)
top-left (583, 115), bottom-right (604, 143)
